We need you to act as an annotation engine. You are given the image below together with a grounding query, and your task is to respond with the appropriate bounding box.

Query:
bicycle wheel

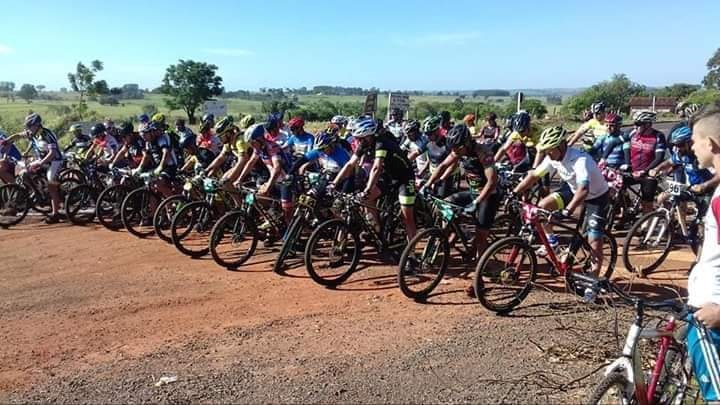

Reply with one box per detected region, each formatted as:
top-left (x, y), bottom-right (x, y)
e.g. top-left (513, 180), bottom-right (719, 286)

top-left (272, 213), bottom-right (306, 274)
top-left (153, 194), bottom-right (190, 244)
top-left (622, 211), bottom-right (673, 275)
top-left (26, 174), bottom-right (51, 214)
top-left (96, 185), bottom-right (128, 231)
top-left (304, 219), bottom-right (360, 287)
top-left (0, 184), bottom-right (30, 228)
top-left (121, 188), bottom-right (161, 238)
top-left (209, 210), bottom-right (258, 269)
top-left (171, 200), bottom-right (215, 257)
top-left (587, 372), bottom-right (635, 404)
top-left (397, 227), bottom-right (449, 301)
top-left (564, 230), bottom-right (617, 298)
top-left (489, 213), bottom-right (521, 243)
top-left (473, 236), bottom-right (537, 313)
top-left (64, 184), bottom-right (97, 225)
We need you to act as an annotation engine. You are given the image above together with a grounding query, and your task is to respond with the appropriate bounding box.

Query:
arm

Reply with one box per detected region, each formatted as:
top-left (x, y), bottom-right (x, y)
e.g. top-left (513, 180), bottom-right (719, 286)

top-left (259, 155), bottom-right (283, 195)
top-left (424, 152), bottom-right (459, 188)
top-left (567, 122), bottom-right (589, 146)
top-left (110, 144), bottom-right (129, 167)
top-left (363, 157), bottom-right (384, 194)
top-left (564, 184), bottom-right (589, 214)
top-left (693, 172), bottom-right (720, 194)
top-left (565, 156), bottom-right (593, 214)
top-left (237, 153), bottom-right (259, 184)
top-left (227, 152), bottom-right (249, 184)
top-left (474, 166), bottom-right (498, 204)
top-left (205, 150), bottom-right (227, 173)
top-left (649, 159), bottom-right (673, 176)
top-left (493, 137), bottom-right (511, 162)
top-left (331, 154), bottom-right (360, 187)
top-left (647, 149), bottom-right (666, 172)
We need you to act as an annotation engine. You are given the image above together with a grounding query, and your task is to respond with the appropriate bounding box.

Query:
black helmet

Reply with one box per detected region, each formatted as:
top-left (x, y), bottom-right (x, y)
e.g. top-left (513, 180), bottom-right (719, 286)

top-left (119, 122), bottom-right (134, 136)
top-left (445, 124), bottom-right (471, 149)
top-left (201, 113), bottom-right (214, 124)
top-left (512, 111), bottom-right (531, 133)
top-left (179, 133), bottom-right (197, 150)
top-left (90, 123), bottom-right (106, 137)
top-left (403, 119), bottom-right (421, 134)
top-left (590, 102), bottom-right (606, 114)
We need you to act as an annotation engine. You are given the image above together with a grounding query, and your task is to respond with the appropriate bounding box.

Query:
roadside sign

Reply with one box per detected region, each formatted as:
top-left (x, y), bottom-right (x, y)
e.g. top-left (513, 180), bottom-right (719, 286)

top-left (203, 100), bottom-right (227, 117)
top-left (388, 93), bottom-right (410, 112)
top-left (364, 93), bottom-right (378, 114)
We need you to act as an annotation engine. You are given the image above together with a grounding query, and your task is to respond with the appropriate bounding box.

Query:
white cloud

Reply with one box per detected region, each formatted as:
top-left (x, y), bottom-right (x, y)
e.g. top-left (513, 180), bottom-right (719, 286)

top-left (0, 44), bottom-right (14, 55)
top-left (393, 31), bottom-right (482, 47)
top-left (203, 48), bottom-right (254, 57)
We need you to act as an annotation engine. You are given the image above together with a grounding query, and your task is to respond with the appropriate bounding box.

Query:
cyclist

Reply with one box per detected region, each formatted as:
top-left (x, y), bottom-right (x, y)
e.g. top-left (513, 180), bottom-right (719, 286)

top-left (568, 101), bottom-right (608, 157)
top-left (386, 108), bottom-right (405, 140)
top-left (1, 113), bottom-right (64, 223)
top-left (627, 110), bottom-right (667, 214)
top-left (478, 112), bottom-right (501, 145)
top-left (178, 132), bottom-right (217, 173)
top-left (204, 116), bottom-right (251, 185)
top-left (110, 122), bottom-right (145, 169)
top-left (463, 114), bottom-right (477, 136)
top-left (238, 124), bottom-right (294, 222)
top-left (150, 113), bottom-right (184, 168)
top-left (400, 120), bottom-right (429, 175)
top-left (331, 118), bottom-right (417, 241)
top-left (413, 116), bottom-right (454, 197)
top-left (513, 126), bottom-right (609, 291)
top-left (62, 124), bottom-right (92, 154)
top-left (0, 129), bottom-right (22, 184)
top-left (137, 113), bottom-right (150, 131)
top-left (85, 123), bottom-right (120, 166)
top-left (135, 122), bottom-right (178, 198)
top-left (595, 113), bottom-right (630, 170)
top-left (330, 115), bottom-right (349, 138)
top-left (286, 117), bottom-right (315, 160)
top-left (686, 104), bottom-right (720, 402)
top-left (494, 110), bottom-right (541, 172)
top-left (290, 129), bottom-right (355, 194)
top-left (195, 116), bottom-right (220, 156)
top-left (420, 124), bottom-right (500, 263)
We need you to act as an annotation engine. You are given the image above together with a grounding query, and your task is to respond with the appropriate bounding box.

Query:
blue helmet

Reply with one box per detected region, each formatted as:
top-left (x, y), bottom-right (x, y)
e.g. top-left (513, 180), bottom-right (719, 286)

top-left (265, 112), bottom-right (283, 132)
top-left (138, 113), bottom-right (150, 124)
top-left (314, 131), bottom-right (338, 149)
top-left (244, 124), bottom-right (266, 143)
top-left (179, 133), bottom-right (197, 149)
top-left (670, 125), bottom-right (692, 145)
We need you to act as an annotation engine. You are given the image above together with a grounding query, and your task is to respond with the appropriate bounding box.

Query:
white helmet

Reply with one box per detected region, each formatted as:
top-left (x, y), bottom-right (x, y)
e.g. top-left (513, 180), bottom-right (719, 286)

top-left (632, 110), bottom-right (656, 124)
top-left (352, 118), bottom-right (378, 139)
top-left (330, 115), bottom-right (348, 126)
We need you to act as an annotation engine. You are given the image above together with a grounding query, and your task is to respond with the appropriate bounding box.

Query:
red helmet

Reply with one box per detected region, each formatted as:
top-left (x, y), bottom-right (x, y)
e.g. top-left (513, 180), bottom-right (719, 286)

top-left (288, 117), bottom-right (305, 130)
top-left (604, 113), bottom-right (622, 125)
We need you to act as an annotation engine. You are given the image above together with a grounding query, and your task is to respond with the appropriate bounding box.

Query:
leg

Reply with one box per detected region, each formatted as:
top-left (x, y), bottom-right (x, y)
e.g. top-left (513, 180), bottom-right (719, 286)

top-left (0, 160), bottom-right (15, 184)
top-left (46, 161), bottom-right (63, 218)
top-left (398, 182), bottom-right (417, 241)
top-left (585, 193), bottom-right (609, 275)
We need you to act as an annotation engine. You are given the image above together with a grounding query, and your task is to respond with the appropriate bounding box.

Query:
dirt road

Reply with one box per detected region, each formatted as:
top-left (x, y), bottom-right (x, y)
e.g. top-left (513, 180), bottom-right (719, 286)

top-left (1, 220), bottom-right (691, 403)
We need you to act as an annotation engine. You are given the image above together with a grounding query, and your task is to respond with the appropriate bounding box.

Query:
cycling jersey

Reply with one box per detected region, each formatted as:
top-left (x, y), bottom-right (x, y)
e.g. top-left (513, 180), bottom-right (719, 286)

top-left (671, 151), bottom-right (713, 185)
top-left (253, 140), bottom-right (291, 177)
top-left (461, 142), bottom-right (497, 193)
top-left (401, 135), bottom-right (429, 170)
top-left (185, 148), bottom-right (217, 170)
top-left (0, 133), bottom-right (22, 161)
top-left (305, 146), bottom-right (351, 174)
top-left (354, 133), bottom-right (414, 183)
top-left (594, 131), bottom-right (630, 168)
top-left (27, 127), bottom-right (62, 161)
top-left (146, 133), bottom-right (178, 168)
top-left (535, 147), bottom-right (608, 199)
top-left (286, 132), bottom-right (315, 159)
top-left (265, 130), bottom-right (289, 149)
top-left (630, 128), bottom-right (666, 172)
top-left (505, 129), bottom-right (539, 166)
top-left (222, 137), bottom-right (250, 159)
top-left (479, 125), bottom-right (501, 144)
top-left (577, 118), bottom-right (608, 152)
top-left (197, 130), bottom-right (221, 155)
top-left (93, 135), bottom-right (120, 160)
top-left (423, 139), bottom-right (449, 170)
top-left (126, 137), bottom-right (145, 168)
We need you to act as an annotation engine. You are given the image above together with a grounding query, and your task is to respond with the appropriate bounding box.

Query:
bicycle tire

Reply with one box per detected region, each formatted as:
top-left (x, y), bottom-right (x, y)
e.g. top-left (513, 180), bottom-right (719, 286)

top-left (564, 230), bottom-right (617, 298)
top-left (121, 188), bottom-right (161, 238)
top-left (0, 184), bottom-right (30, 228)
top-left (96, 185), bottom-right (128, 231)
top-left (304, 218), bottom-right (360, 287)
top-left (171, 200), bottom-right (215, 258)
top-left (64, 184), bottom-right (97, 225)
top-left (489, 213), bottom-right (521, 243)
top-left (153, 194), bottom-right (190, 244)
top-left (622, 210), bottom-right (673, 275)
top-left (473, 236), bottom-right (537, 314)
top-left (209, 210), bottom-right (258, 270)
top-left (273, 213), bottom-right (306, 274)
top-left (397, 227), bottom-right (449, 301)
top-left (586, 371), bottom-right (634, 405)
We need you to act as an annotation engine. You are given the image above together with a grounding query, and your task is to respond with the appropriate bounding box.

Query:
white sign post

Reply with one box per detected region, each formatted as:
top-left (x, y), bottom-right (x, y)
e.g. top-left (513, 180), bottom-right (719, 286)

top-left (203, 100), bottom-right (227, 118)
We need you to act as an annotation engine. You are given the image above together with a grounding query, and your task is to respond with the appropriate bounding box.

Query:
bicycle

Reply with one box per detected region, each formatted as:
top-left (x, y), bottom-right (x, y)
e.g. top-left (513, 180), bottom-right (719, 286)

top-left (589, 297), bottom-right (699, 404)
top-left (64, 159), bottom-right (116, 225)
top-left (303, 190), bottom-right (408, 287)
top-left (120, 172), bottom-right (167, 238)
top-left (472, 200), bottom-right (618, 313)
top-left (622, 179), bottom-right (705, 277)
top-left (94, 169), bottom-right (142, 231)
top-left (602, 167), bottom-right (643, 232)
top-left (152, 171), bottom-right (205, 243)
top-left (396, 192), bottom-right (519, 301)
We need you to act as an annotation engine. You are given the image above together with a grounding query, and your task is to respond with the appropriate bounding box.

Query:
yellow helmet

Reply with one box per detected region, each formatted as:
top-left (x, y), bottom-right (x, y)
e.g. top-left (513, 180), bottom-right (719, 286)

top-left (537, 126), bottom-right (567, 151)
top-left (151, 113), bottom-right (166, 124)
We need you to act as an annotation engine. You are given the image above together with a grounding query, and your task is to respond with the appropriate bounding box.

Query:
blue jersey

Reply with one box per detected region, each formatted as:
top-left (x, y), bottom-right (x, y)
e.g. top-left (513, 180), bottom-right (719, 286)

top-left (594, 131), bottom-right (629, 167)
top-left (671, 151), bottom-right (713, 185)
top-left (0, 132), bottom-right (22, 161)
top-left (305, 145), bottom-right (351, 174)
top-left (286, 132), bottom-right (315, 159)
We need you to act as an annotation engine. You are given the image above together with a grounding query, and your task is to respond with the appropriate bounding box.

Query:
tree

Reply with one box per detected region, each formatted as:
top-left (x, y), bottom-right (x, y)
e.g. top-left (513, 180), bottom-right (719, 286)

top-left (502, 99), bottom-right (548, 119)
top-left (562, 74), bottom-right (647, 117)
top-left (0, 81), bottom-right (14, 102)
top-left (67, 60), bottom-right (105, 101)
top-left (160, 59), bottom-right (223, 124)
top-left (703, 48), bottom-right (720, 89)
top-left (18, 84), bottom-right (38, 103)
top-left (684, 89), bottom-right (720, 105)
top-left (36, 85), bottom-right (46, 92)
top-left (655, 83), bottom-right (701, 99)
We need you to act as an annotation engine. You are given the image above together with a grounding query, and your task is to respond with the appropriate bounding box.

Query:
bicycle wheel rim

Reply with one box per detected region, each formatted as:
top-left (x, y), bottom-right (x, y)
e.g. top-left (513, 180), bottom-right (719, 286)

top-left (622, 211), bottom-right (673, 274)
top-left (305, 220), bottom-right (359, 286)
top-left (474, 237), bottom-right (536, 313)
top-left (210, 211), bottom-right (257, 268)
top-left (96, 186), bottom-right (127, 230)
top-left (0, 184), bottom-right (30, 227)
top-left (171, 202), bottom-right (213, 257)
top-left (65, 185), bottom-right (96, 225)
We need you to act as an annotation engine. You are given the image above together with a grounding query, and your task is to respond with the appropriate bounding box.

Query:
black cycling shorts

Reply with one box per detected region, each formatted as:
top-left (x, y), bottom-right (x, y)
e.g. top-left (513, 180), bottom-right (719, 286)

top-left (446, 191), bottom-right (501, 230)
top-left (625, 176), bottom-right (658, 202)
top-left (552, 183), bottom-right (609, 240)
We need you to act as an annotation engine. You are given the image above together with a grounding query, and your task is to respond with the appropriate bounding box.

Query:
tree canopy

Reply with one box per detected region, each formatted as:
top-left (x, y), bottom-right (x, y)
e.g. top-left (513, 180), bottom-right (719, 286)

top-left (160, 60), bottom-right (224, 123)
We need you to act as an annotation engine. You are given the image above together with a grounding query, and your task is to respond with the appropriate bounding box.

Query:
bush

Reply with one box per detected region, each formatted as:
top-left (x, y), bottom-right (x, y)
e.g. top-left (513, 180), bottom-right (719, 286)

top-left (142, 103), bottom-right (158, 116)
top-left (684, 89), bottom-right (720, 106)
top-left (98, 96), bottom-right (119, 106)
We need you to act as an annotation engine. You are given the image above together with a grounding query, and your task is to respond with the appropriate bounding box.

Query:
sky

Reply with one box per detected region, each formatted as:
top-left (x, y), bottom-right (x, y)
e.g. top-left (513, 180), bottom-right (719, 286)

top-left (1, 0), bottom-right (719, 91)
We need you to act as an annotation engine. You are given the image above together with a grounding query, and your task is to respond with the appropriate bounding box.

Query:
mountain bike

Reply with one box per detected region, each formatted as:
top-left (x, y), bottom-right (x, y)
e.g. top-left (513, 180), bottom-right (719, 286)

top-left (622, 180), bottom-right (705, 276)
top-left (94, 169), bottom-right (142, 231)
top-left (152, 171), bottom-right (204, 243)
top-left (473, 201), bottom-right (617, 313)
top-left (64, 160), bottom-right (116, 225)
top-left (120, 172), bottom-right (166, 238)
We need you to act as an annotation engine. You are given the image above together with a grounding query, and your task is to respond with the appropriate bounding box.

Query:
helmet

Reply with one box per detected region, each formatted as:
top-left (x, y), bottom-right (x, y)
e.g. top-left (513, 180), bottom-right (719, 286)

top-left (119, 122), bottom-right (134, 136)
top-left (288, 117), bottom-right (305, 130)
top-left (352, 118), bottom-right (378, 139)
top-left (346, 117), bottom-right (360, 132)
top-left (179, 133), bottom-right (197, 149)
top-left (214, 116), bottom-right (234, 136)
top-left (463, 114), bottom-right (476, 125)
top-left (670, 125), bottom-right (692, 145)
top-left (140, 122), bottom-right (158, 134)
top-left (239, 115), bottom-right (255, 130)
top-left (684, 104), bottom-right (701, 119)
top-left (138, 113), bottom-right (150, 124)
top-left (422, 115), bottom-right (442, 133)
top-left (632, 110), bottom-right (656, 124)
top-left (403, 120), bottom-right (421, 135)
top-left (512, 110), bottom-right (531, 133)
top-left (331, 115), bottom-right (347, 126)
top-left (69, 124), bottom-right (83, 135)
top-left (537, 126), bottom-right (567, 151)
top-left (314, 131), bottom-right (338, 149)
top-left (90, 123), bottom-right (106, 137)
top-left (440, 111), bottom-right (451, 122)
top-left (151, 113), bottom-right (166, 124)
top-left (24, 113), bottom-right (42, 129)
top-left (676, 101), bottom-right (688, 113)
top-left (445, 124), bottom-right (471, 149)
top-left (265, 112), bottom-right (283, 132)
top-left (590, 102), bottom-right (606, 114)
top-left (201, 113), bottom-right (214, 124)
top-left (244, 124), bottom-right (266, 143)
top-left (503, 114), bottom-right (514, 130)
top-left (604, 113), bottom-right (622, 125)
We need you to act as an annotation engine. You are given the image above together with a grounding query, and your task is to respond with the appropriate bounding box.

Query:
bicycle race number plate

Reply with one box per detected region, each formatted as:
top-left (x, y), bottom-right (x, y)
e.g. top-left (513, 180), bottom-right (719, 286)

top-left (666, 181), bottom-right (685, 196)
top-left (299, 194), bottom-right (315, 208)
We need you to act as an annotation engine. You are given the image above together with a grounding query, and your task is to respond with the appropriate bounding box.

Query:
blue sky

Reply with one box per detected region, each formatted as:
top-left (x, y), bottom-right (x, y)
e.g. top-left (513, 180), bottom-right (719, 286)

top-left (1, 0), bottom-right (719, 91)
